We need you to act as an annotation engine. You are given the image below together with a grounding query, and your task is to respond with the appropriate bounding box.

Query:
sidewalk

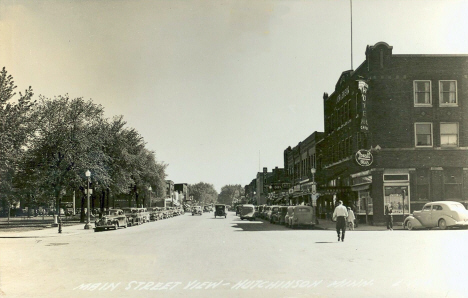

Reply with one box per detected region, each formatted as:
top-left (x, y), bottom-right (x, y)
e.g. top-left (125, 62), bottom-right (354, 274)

top-left (315, 219), bottom-right (402, 231)
top-left (0, 221), bottom-right (94, 238)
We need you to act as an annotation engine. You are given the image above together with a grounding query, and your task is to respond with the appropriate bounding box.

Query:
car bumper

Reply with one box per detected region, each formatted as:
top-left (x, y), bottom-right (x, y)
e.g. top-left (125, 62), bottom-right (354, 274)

top-left (452, 221), bottom-right (468, 227)
top-left (95, 223), bottom-right (115, 229)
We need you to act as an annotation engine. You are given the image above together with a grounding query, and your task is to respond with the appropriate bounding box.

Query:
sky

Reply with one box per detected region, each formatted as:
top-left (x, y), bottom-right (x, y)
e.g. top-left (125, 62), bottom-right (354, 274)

top-left (1, 0), bottom-right (467, 192)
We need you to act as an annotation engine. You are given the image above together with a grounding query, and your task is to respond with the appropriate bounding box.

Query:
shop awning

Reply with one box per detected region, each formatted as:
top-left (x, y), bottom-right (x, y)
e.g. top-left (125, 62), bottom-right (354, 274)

top-left (351, 184), bottom-right (371, 191)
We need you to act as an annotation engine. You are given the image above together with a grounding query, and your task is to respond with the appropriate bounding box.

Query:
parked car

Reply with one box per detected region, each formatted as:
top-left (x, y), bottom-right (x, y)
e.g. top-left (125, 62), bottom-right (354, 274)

top-left (403, 201), bottom-right (468, 230)
top-left (192, 206), bottom-right (202, 216)
top-left (269, 206), bottom-right (281, 223)
top-left (289, 205), bottom-right (316, 229)
top-left (94, 209), bottom-right (127, 231)
top-left (236, 205), bottom-right (243, 216)
top-left (122, 207), bottom-right (143, 226)
top-left (278, 206), bottom-right (289, 225)
top-left (147, 207), bottom-right (160, 221)
top-left (285, 206), bottom-right (294, 227)
top-left (266, 205), bottom-right (279, 222)
top-left (240, 204), bottom-right (256, 220)
top-left (137, 207), bottom-right (150, 223)
top-left (257, 205), bottom-right (264, 217)
top-left (214, 204), bottom-right (227, 218)
top-left (262, 206), bottom-right (271, 219)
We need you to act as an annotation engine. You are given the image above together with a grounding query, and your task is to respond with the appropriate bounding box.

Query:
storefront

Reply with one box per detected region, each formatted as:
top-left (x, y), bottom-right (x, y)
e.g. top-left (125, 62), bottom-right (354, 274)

top-left (382, 169), bottom-right (410, 216)
top-left (351, 170), bottom-right (373, 223)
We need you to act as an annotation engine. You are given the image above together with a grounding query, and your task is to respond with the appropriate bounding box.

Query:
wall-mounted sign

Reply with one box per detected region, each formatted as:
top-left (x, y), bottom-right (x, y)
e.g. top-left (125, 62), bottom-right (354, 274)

top-left (357, 80), bottom-right (369, 132)
top-left (355, 149), bottom-right (373, 166)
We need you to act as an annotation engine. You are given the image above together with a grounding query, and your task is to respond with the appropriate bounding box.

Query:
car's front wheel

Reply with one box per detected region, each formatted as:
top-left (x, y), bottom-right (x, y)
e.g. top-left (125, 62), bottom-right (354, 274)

top-left (439, 219), bottom-right (447, 230)
top-left (406, 221), bottom-right (414, 230)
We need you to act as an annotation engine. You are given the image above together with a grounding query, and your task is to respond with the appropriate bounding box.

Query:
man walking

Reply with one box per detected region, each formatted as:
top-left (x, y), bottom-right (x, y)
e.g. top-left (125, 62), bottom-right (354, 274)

top-left (333, 200), bottom-right (348, 242)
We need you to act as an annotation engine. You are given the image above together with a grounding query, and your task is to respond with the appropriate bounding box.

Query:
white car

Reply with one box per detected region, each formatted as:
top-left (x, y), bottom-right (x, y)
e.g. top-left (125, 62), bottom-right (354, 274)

top-left (403, 201), bottom-right (468, 230)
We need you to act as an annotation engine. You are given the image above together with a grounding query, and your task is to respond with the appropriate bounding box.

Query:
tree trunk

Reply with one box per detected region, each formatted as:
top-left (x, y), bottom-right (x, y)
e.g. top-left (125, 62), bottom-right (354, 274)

top-left (7, 201), bottom-right (10, 225)
top-left (135, 185), bottom-right (139, 207)
top-left (100, 190), bottom-right (105, 213)
top-left (106, 188), bottom-right (110, 210)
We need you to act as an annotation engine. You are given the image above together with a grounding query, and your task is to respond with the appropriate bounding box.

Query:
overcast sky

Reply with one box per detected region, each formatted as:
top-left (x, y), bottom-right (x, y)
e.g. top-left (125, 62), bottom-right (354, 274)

top-left (1, 0), bottom-right (467, 192)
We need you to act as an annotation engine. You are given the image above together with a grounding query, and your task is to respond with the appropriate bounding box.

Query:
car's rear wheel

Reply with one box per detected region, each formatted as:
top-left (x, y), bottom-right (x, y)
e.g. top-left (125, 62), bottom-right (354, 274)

top-left (406, 221), bottom-right (413, 230)
top-left (439, 219), bottom-right (447, 230)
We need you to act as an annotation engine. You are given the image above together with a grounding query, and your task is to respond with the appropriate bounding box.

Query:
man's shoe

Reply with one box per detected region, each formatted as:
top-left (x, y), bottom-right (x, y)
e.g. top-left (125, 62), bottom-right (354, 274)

top-left (338, 237), bottom-right (340, 242)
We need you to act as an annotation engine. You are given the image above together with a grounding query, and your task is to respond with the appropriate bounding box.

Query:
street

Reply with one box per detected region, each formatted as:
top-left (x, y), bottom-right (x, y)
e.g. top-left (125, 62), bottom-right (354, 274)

top-left (1, 211), bottom-right (468, 298)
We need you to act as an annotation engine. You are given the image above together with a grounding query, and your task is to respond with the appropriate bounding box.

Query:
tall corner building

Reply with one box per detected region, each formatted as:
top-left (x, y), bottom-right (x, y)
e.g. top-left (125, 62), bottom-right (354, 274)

top-left (317, 41), bottom-right (468, 225)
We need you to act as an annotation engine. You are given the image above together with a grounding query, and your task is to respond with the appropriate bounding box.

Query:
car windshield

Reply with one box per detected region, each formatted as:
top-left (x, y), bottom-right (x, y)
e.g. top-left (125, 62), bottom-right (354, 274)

top-left (108, 210), bottom-right (118, 215)
top-left (449, 203), bottom-right (466, 211)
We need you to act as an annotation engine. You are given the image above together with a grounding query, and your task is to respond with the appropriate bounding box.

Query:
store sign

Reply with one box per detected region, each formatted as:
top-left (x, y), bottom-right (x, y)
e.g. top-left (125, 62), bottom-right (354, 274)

top-left (355, 149), bottom-right (373, 166)
top-left (336, 86), bottom-right (349, 104)
top-left (357, 80), bottom-right (369, 132)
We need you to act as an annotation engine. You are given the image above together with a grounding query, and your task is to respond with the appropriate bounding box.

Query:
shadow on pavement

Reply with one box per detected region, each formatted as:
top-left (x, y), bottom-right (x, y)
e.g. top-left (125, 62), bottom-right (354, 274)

top-left (231, 220), bottom-right (325, 232)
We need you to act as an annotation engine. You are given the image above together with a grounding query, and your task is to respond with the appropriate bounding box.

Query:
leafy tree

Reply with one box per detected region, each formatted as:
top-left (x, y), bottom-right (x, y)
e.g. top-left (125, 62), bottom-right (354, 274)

top-left (22, 95), bottom-right (110, 217)
top-left (0, 67), bottom-right (35, 217)
top-left (188, 182), bottom-right (218, 206)
top-left (218, 184), bottom-right (244, 206)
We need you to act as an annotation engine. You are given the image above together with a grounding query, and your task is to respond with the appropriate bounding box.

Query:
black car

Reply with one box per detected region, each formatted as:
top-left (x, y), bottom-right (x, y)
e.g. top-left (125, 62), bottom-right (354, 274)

top-left (214, 204), bottom-right (227, 218)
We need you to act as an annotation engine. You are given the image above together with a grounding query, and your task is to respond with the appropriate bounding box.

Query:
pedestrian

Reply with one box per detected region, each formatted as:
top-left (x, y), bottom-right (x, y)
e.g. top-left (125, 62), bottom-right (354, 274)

top-left (385, 203), bottom-right (393, 230)
top-left (347, 207), bottom-right (355, 230)
top-left (332, 200), bottom-right (348, 242)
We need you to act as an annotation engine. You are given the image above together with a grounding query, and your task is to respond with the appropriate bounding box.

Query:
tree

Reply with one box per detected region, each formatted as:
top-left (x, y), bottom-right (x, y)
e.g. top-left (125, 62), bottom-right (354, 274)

top-left (218, 184), bottom-right (244, 206)
top-left (0, 67), bottom-right (35, 218)
top-left (22, 95), bottom-right (110, 217)
top-left (188, 182), bottom-right (218, 206)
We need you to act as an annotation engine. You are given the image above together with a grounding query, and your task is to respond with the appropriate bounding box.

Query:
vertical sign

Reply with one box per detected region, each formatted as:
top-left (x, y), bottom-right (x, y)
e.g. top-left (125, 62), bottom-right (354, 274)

top-left (357, 80), bottom-right (369, 132)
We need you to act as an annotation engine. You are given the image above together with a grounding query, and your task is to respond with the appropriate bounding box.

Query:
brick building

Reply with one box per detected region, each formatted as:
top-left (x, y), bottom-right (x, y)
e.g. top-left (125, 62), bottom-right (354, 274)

top-left (317, 42), bottom-right (468, 225)
top-left (284, 131), bottom-right (323, 205)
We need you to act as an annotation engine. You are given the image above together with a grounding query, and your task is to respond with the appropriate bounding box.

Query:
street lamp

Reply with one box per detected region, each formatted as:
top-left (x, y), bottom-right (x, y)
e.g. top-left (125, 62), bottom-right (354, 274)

top-left (148, 186), bottom-right (152, 207)
top-left (84, 170), bottom-right (91, 229)
top-left (311, 168), bottom-right (317, 206)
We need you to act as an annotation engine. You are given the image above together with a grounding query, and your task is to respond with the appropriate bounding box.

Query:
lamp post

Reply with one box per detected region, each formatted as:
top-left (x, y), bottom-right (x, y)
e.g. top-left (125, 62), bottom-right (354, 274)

top-left (311, 168), bottom-right (316, 206)
top-left (148, 186), bottom-right (152, 207)
top-left (84, 170), bottom-right (91, 229)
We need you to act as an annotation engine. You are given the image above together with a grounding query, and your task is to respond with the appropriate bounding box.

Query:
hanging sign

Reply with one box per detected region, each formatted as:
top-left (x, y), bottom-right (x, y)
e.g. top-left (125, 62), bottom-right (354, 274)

top-left (355, 149), bottom-right (373, 166)
top-left (357, 80), bottom-right (369, 132)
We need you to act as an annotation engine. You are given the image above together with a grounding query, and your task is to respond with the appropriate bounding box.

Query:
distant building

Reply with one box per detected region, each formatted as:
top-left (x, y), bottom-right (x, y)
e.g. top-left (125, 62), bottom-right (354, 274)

top-left (174, 183), bottom-right (188, 204)
top-left (284, 132), bottom-right (323, 206)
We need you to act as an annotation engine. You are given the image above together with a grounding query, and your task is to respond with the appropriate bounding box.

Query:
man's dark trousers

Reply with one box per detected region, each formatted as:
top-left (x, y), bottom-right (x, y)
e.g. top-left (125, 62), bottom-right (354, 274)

top-left (336, 216), bottom-right (347, 240)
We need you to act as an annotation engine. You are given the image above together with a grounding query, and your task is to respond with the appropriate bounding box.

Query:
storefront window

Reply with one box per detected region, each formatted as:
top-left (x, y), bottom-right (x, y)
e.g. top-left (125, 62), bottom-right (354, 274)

top-left (384, 186), bottom-right (410, 215)
top-left (357, 190), bottom-right (372, 215)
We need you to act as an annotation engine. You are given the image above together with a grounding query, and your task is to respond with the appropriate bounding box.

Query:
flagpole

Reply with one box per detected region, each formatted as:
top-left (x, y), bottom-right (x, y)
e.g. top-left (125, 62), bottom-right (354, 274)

top-left (350, 0), bottom-right (353, 70)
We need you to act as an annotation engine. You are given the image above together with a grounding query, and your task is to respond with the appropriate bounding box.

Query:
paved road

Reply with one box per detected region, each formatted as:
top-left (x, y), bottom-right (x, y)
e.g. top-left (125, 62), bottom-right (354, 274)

top-left (1, 211), bottom-right (468, 298)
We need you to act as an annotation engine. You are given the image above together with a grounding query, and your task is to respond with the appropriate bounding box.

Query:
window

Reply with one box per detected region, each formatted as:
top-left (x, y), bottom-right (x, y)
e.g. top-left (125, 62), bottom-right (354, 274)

top-left (415, 123), bottom-right (433, 147)
top-left (439, 80), bottom-right (457, 105)
top-left (415, 168), bottom-right (429, 201)
top-left (414, 80), bottom-right (431, 106)
top-left (444, 168), bottom-right (462, 199)
top-left (440, 123), bottom-right (458, 147)
top-left (432, 205), bottom-right (443, 211)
